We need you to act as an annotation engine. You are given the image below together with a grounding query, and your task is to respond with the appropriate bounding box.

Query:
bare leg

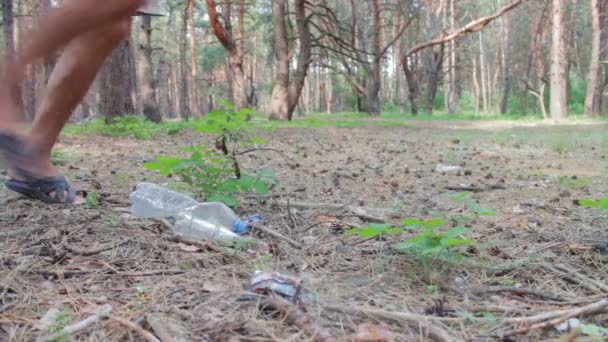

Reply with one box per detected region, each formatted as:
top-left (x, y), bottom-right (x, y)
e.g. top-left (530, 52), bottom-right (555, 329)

top-left (0, 0), bottom-right (144, 130)
top-left (28, 19), bottom-right (132, 166)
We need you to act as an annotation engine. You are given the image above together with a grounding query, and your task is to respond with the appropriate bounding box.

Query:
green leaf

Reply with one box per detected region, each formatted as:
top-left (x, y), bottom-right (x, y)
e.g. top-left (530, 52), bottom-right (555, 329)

top-left (346, 223), bottom-right (397, 238)
top-left (250, 137), bottom-right (267, 145)
top-left (217, 179), bottom-right (238, 193)
top-left (254, 180), bottom-right (269, 195)
top-left (238, 175), bottom-right (254, 191)
top-left (222, 195), bottom-right (239, 207)
top-left (443, 227), bottom-right (469, 239)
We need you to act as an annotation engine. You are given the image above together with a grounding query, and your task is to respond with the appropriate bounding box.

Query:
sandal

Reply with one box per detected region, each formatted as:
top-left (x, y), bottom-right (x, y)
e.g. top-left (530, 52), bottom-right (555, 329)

top-left (0, 130), bottom-right (81, 205)
top-left (5, 174), bottom-right (78, 204)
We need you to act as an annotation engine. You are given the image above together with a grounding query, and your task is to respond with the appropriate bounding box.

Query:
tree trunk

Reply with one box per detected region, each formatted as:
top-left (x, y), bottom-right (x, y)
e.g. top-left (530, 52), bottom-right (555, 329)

top-left (584, 0), bottom-right (604, 115)
top-left (287, 0), bottom-right (312, 118)
top-left (498, 1), bottom-right (511, 115)
top-left (137, 15), bottom-right (162, 122)
top-left (479, 32), bottom-right (488, 112)
top-left (268, 0), bottom-right (290, 121)
top-left (549, 0), bottom-right (568, 120)
top-left (187, 0), bottom-right (199, 115)
top-left (403, 55), bottom-right (420, 115)
top-left (100, 40), bottom-right (136, 124)
top-left (2, 0), bottom-right (14, 53)
top-left (179, 5), bottom-right (190, 120)
top-left (367, 0), bottom-right (382, 116)
top-left (205, 0), bottom-right (249, 111)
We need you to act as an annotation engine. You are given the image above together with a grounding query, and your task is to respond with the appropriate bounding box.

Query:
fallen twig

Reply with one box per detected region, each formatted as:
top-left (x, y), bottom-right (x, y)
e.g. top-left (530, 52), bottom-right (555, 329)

top-left (541, 263), bottom-right (602, 293)
top-left (324, 304), bottom-right (467, 323)
top-left (64, 239), bottom-right (131, 256)
top-left (469, 286), bottom-right (565, 302)
top-left (276, 201), bottom-right (386, 223)
top-left (552, 264), bottom-right (608, 293)
top-left (46, 304), bottom-right (113, 341)
top-left (108, 315), bottom-right (161, 342)
top-left (118, 270), bottom-right (185, 277)
top-left (445, 184), bottom-right (505, 192)
top-left (252, 224), bottom-right (302, 249)
top-left (325, 305), bottom-right (460, 341)
top-left (501, 299), bottom-right (608, 336)
top-left (261, 294), bottom-right (336, 342)
top-left (167, 234), bottom-right (231, 255)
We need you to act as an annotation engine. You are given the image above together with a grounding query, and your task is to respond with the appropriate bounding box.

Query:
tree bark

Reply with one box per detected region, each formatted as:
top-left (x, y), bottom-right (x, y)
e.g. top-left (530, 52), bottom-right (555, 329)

top-left (205, 0), bottom-right (249, 110)
top-left (179, 5), bottom-right (191, 120)
top-left (584, 0), bottom-right (605, 115)
top-left (137, 15), bottom-right (162, 122)
top-left (269, 0), bottom-right (290, 121)
top-left (549, 0), bottom-right (568, 120)
top-left (100, 40), bottom-right (136, 124)
top-left (187, 0), bottom-right (199, 115)
top-left (402, 55), bottom-right (420, 115)
top-left (367, 0), bottom-right (382, 116)
top-left (499, 0), bottom-right (511, 114)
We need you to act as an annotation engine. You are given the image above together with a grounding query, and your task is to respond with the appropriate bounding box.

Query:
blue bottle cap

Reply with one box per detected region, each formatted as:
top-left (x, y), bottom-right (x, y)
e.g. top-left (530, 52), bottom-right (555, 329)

top-left (233, 219), bottom-right (249, 234)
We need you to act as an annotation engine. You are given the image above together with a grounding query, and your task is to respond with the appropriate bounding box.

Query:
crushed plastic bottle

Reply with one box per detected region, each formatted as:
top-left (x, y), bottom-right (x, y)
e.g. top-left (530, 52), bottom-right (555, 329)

top-left (129, 183), bottom-right (260, 245)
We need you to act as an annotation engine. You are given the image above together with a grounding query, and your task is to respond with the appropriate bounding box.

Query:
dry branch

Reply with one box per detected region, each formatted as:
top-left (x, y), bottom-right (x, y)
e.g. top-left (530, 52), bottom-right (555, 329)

top-left (45, 304), bottom-right (113, 341)
top-left (252, 224), bottom-right (302, 249)
top-left (469, 286), bottom-right (565, 302)
top-left (108, 315), bottom-right (161, 342)
top-left (404, 0), bottom-right (529, 57)
top-left (64, 239), bottom-right (131, 256)
top-left (502, 299), bottom-right (608, 336)
top-left (276, 201), bottom-right (386, 223)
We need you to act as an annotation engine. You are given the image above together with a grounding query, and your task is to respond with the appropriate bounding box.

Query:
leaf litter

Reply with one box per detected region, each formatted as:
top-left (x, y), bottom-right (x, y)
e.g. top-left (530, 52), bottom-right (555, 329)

top-left (0, 122), bottom-right (607, 341)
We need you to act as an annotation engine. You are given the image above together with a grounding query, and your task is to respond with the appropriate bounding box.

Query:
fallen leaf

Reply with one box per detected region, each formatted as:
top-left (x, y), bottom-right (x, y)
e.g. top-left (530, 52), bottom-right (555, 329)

top-left (318, 215), bottom-right (338, 222)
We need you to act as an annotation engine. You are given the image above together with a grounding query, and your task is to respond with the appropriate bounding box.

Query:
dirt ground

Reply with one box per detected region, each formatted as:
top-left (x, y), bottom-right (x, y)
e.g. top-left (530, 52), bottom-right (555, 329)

top-left (1, 120), bottom-right (607, 341)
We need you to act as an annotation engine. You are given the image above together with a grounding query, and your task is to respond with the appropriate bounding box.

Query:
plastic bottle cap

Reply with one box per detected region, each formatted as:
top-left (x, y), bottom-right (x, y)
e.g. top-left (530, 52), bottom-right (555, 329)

top-left (232, 219), bottom-right (249, 234)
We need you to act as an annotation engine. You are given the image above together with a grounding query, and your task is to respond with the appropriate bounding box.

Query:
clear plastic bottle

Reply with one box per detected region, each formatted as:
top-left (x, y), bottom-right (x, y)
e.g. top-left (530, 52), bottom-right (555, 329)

top-left (129, 183), bottom-right (252, 245)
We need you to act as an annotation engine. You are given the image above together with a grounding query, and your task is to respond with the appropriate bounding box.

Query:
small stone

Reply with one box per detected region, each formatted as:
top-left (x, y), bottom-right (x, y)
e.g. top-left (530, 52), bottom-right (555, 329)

top-left (464, 170), bottom-right (473, 176)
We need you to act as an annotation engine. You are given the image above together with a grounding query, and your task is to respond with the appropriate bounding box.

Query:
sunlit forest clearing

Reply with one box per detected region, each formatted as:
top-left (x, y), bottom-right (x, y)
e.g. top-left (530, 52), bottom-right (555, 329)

top-left (1, 0), bottom-right (608, 341)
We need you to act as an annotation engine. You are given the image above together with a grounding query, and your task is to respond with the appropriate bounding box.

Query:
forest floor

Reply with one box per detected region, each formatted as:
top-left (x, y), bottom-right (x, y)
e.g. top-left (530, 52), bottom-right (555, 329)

top-left (1, 118), bottom-right (607, 341)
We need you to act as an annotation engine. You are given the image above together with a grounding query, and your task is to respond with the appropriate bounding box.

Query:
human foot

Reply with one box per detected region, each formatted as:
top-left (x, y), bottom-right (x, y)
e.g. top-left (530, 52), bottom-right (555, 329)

top-left (0, 133), bottom-right (85, 205)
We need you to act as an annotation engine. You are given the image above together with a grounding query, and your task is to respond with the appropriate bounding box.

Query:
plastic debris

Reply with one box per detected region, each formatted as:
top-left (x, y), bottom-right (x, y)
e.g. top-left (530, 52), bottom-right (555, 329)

top-left (248, 270), bottom-right (302, 300)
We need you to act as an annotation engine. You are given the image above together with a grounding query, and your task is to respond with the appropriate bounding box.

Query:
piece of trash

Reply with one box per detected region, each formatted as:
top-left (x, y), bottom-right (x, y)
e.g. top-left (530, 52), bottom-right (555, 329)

top-left (177, 243), bottom-right (200, 252)
top-left (557, 318), bottom-right (581, 333)
top-left (353, 322), bottom-right (396, 342)
top-left (248, 270), bottom-right (302, 300)
top-left (435, 164), bottom-right (462, 173)
top-left (129, 183), bottom-right (259, 245)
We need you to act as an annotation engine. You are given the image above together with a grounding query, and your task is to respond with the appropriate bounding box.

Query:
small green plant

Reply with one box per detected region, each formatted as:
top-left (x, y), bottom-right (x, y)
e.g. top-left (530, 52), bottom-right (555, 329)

top-left (446, 194), bottom-right (498, 223)
top-left (145, 101), bottom-right (277, 206)
top-left (85, 191), bottom-right (100, 208)
top-left (579, 195), bottom-right (608, 212)
top-left (559, 176), bottom-right (590, 188)
top-left (580, 324), bottom-right (608, 341)
top-left (47, 310), bottom-right (71, 341)
top-left (347, 218), bottom-right (476, 270)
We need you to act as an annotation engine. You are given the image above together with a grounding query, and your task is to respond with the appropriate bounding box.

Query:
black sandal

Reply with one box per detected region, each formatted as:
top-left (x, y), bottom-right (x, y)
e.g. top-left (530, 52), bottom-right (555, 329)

top-left (5, 174), bottom-right (78, 204)
top-left (0, 130), bottom-right (80, 205)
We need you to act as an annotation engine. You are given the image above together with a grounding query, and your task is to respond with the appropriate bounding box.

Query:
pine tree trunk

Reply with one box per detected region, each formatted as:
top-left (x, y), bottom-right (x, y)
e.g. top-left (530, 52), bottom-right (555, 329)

top-left (101, 40), bottom-right (136, 124)
top-left (179, 6), bottom-right (191, 120)
top-left (269, 0), bottom-right (290, 121)
top-left (585, 0), bottom-right (604, 115)
top-left (550, 0), bottom-right (568, 120)
top-left (499, 0), bottom-right (511, 115)
top-left (137, 15), bottom-right (162, 122)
